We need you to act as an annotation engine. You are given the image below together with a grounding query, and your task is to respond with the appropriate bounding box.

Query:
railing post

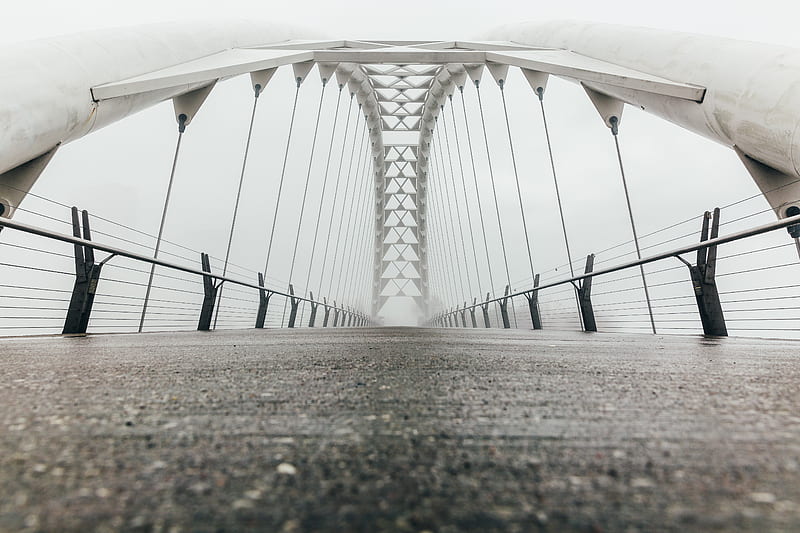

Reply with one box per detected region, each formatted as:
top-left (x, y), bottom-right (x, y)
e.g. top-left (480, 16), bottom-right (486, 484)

top-left (481, 292), bottom-right (491, 328)
top-left (255, 272), bottom-right (271, 328)
top-left (682, 208), bottom-right (728, 336)
top-left (308, 291), bottom-right (318, 327)
top-left (498, 285), bottom-right (511, 329)
top-left (460, 303), bottom-right (468, 327)
top-left (63, 208), bottom-right (105, 335)
top-left (198, 252), bottom-right (217, 331)
top-left (322, 297), bottom-right (331, 327)
top-left (525, 273), bottom-right (543, 330)
top-left (333, 301), bottom-right (340, 327)
top-left (470, 297), bottom-right (478, 328)
top-left (347, 307), bottom-right (354, 327)
top-left (287, 284), bottom-right (299, 328)
top-left (577, 254), bottom-right (597, 332)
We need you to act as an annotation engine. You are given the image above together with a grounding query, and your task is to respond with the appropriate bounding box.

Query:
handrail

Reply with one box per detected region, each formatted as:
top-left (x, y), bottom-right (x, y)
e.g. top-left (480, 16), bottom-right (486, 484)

top-left (0, 216), bottom-right (356, 315)
top-left (434, 213), bottom-right (800, 317)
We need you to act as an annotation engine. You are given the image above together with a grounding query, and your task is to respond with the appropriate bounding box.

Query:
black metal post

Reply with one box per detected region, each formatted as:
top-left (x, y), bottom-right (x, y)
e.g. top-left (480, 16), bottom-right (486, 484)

top-left (198, 253), bottom-right (217, 331)
top-left (308, 291), bottom-right (318, 327)
top-left (525, 273), bottom-right (543, 330)
top-left (481, 292), bottom-right (491, 328)
top-left (323, 297), bottom-right (331, 327)
top-left (287, 284), bottom-right (300, 328)
top-left (333, 302), bottom-right (340, 327)
top-left (255, 272), bottom-right (271, 328)
top-left (460, 304), bottom-right (468, 327)
top-left (681, 208), bottom-right (727, 336)
top-left (63, 208), bottom-right (105, 335)
top-left (470, 297), bottom-right (478, 328)
top-left (498, 285), bottom-right (511, 329)
top-left (577, 254), bottom-right (597, 332)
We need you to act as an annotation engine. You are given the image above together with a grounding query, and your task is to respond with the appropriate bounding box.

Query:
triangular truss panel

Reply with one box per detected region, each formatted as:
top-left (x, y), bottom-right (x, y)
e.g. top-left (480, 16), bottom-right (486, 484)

top-left (358, 58), bottom-right (444, 319)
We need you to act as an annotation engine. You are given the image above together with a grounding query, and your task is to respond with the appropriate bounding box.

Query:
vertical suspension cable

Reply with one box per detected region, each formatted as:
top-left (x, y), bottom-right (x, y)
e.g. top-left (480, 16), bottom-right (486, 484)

top-left (459, 87), bottom-right (497, 313)
top-left (139, 117), bottom-right (185, 332)
top-left (261, 82), bottom-right (302, 288)
top-left (441, 103), bottom-right (474, 301)
top-left (348, 173), bottom-right (370, 316)
top-left (317, 95), bottom-right (356, 300)
top-left (366, 176), bottom-right (378, 314)
top-left (475, 83), bottom-right (516, 327)
top-left (429, 140), bottom-right (451, 307)
top-left (611, 119), bottom-right (657, 334)
top-left (448, 96), bottom-right (483, 300)
top-left (342, 140), bottom-right (373, 307)
top-left (362, 174), bottom-right (378, 315)
top-left (334, 124), bottom-right (369, 301)
top-left (499, 83), bottom-right (536, 286)
top-left (345, 149), bottom-right (373, 312)
top-left (430, 141), bottom-right (460, 308)
top-left (433, 121), bottom-right (467, 302)
top-left (212, 86), bottom-right (263, 328)
top-left (430, 181), bottom-right (450, 317)
top-left (328, 112), bottom-right (366, 300)
top-left (536, 89), bottom-right (584, 329)
top-left (427, 152), bottom-right (447, 313)
top-left (281, 80), bottom-right (329, 325)
top-left (300, 85), bottom-right (345, 323)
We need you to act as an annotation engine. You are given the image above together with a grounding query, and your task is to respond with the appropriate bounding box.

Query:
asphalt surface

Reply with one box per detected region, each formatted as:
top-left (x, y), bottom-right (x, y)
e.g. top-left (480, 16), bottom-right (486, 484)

top-left (1, 327), bottom-right (800, 532)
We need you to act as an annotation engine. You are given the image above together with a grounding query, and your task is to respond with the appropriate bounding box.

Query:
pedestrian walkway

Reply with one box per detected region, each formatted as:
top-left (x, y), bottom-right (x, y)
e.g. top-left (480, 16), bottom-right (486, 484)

top-left (1, 328), bottom-right (799, 531)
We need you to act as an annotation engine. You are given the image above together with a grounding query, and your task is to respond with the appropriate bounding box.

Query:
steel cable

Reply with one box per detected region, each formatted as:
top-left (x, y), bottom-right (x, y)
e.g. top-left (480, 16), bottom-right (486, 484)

top-left (318, 98), bottom-right (358, 302)
top-left (212, 87), bottom-right (263, 328)
top-left (475, 84), bottom-right (516, 327)
top-left (441, 104), bottom-right (474, 300)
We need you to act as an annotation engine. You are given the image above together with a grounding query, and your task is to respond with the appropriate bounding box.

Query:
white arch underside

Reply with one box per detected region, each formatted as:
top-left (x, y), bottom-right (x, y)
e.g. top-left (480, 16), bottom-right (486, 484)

top-left (3, 21), bottom-right (800, 317)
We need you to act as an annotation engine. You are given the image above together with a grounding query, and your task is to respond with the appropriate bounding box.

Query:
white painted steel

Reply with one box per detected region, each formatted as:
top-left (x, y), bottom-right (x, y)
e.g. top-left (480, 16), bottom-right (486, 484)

top-left (0, 20), bottom-right (303, 197)
top-left (488, 20), bottom-right (800, 214)
top-left (4, 20), bottom-right (800, 316)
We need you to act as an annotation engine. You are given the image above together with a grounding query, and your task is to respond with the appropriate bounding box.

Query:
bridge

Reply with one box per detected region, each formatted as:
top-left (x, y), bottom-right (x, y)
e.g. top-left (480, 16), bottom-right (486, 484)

top-left (1, 20), bottom-right (800, 531)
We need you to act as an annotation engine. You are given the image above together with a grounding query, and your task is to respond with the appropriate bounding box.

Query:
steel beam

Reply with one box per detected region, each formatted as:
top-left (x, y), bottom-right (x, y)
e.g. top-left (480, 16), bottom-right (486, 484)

top-left (577, 255), bottom-right (597, 333)
top-left (680, 209), bottom-right (728, 336)
top-left (198, 253), bottom-right (217, 331)
top-left (63, 208), bottom-right (104, 335)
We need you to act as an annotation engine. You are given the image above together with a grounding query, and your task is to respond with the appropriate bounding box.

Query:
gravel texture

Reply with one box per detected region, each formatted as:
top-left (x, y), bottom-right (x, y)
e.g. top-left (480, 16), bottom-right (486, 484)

top-left (1, 327), bottom-right (799, 532)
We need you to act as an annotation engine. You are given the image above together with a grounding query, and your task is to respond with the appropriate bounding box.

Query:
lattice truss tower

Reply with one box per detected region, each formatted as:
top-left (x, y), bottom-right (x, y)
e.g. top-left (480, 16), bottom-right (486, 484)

top-left (364, 62), bottom-right (440, 317)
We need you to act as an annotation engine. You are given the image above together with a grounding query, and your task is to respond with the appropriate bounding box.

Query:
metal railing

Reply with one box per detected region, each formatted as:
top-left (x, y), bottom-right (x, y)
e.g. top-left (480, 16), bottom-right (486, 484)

top-left (0, 208), bottom-right (370, 335)
top-left (428, 210), bottom-right (800, 337)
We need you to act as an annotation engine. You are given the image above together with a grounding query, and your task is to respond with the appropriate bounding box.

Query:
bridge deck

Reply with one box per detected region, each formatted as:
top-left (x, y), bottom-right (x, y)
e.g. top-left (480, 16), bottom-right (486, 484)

top-left (1, 328), bottom-right (799, 531)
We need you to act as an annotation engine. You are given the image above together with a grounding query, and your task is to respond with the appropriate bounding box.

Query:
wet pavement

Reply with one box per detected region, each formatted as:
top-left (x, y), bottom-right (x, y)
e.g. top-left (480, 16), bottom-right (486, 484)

top-left (1, 327), bottom-right (799, 532)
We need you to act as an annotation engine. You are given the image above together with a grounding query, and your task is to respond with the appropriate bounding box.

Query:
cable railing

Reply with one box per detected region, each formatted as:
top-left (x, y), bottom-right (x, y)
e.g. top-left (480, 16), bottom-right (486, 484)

top-left (429, 208), bottom-right (800, 339)
top-left (0, 207), bottom-right (371, 336)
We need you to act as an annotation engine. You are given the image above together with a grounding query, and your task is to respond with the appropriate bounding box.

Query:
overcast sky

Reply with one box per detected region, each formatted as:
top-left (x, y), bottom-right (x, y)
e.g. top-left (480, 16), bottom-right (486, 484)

top-left (3, 0), bottom-right (800, 47)
top-left (2, 0), bottom-right (799, 330)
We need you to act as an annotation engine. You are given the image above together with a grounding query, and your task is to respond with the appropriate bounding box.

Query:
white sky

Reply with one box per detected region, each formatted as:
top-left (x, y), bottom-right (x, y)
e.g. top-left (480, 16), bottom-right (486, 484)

top-left (2, 0), bottom-right (799, 329)
top-left (3, 0), bottom-right (800, 46)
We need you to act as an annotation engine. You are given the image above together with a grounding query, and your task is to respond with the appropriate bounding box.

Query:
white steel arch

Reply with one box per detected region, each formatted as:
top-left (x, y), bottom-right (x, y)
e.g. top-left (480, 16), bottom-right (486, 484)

top-left (3, 21), bottom-right (800, 318)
